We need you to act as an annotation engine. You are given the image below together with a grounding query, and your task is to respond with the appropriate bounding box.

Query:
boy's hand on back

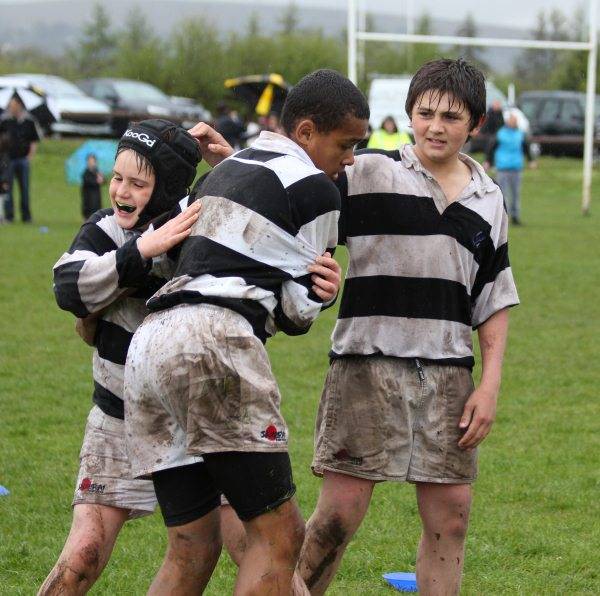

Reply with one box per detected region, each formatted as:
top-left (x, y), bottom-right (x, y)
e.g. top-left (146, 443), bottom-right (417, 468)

top-left (188, 122), bottom-right (234, 167)
top-left (137, 201), bottom-right (201, 260)
top-left (308, 252), bottom-right (342, 302)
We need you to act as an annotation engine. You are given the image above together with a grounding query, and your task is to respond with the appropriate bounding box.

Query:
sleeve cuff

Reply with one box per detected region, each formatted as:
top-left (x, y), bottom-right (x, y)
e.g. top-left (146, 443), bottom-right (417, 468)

top-left (115, 236), bottom-right (152, 288)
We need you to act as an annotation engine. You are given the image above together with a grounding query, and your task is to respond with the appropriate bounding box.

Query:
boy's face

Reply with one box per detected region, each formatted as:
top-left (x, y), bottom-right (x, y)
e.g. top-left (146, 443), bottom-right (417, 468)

top-left (109, 149), bottom-right (156, 229)
top-left (87, 155), bottom-right (97, 168)
top-left (410, 91), bottom-right (481, 165)
top-left (296, 116), bottom-right (368, 180)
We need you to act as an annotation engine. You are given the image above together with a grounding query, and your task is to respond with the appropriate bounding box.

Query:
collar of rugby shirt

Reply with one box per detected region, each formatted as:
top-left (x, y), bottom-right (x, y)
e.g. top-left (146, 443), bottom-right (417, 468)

top-left (251, 131), bottom-right (316, 170)
top-left (401, 143), bottom-right (496, 199)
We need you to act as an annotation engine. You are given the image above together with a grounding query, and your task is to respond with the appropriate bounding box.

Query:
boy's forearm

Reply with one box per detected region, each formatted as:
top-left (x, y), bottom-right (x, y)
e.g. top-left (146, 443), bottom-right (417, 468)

top-left (477, 308), bottom-right (509, 394)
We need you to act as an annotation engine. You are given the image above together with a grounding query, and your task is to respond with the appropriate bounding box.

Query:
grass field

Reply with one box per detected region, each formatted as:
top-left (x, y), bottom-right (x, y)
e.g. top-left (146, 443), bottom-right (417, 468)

top-left (1, 139), bottom-right (599, 595)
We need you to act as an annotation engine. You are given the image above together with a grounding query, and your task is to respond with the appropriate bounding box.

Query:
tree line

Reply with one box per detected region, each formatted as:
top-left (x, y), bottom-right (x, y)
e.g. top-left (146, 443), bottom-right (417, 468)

top-left (0, 2), bottom-right (597, 113)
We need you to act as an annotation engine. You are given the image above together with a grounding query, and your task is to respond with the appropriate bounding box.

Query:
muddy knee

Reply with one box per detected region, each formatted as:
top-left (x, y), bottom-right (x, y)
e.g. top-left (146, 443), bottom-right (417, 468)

top-left (40, 542), bottom-right (102, 595)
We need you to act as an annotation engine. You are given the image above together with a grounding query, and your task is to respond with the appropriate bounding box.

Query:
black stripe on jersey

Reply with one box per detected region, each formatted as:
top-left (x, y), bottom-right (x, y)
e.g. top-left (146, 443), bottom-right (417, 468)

top-left (116, 237), bottom-right (152, 288)
top-left (69, 219), bottom-right (118, 256)
top-left (174, 236), bottom-right (292, 288)
top-left (338, 275), bottom-right (471, 326)
top-left (471, 242), bottom-right (510, 303)
top-left (293, 272), bottom-right (322, 304)
top-left (54, 259), bottom-right (89, 317)
top-left (130, 274), bottom-right (167, 300)
top-left (335, 171), bottom-right (349, 244)
top-left (234, 148), bottom-right (286, 162)
top-left (95, 319), bottom-right (134, 365)
top-left (93, 381), bottom-right (124, 419)
top-left (147, 292), bottom-right (271, 342)
top-left (355, 148), bottom-right (402, 161)
top-left (328, 350), bottom-right (475, 369)
top-left (198, 160), bottom-right (296, 236)
top-left (344, 195), bottom-right (493, 262)
top-left (287, 173), bottom-right (341, 230)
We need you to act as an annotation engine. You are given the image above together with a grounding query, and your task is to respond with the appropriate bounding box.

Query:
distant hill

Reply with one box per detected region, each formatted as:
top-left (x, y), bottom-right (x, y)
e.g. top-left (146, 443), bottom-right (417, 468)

top-left (0, 0), bottom-right (530, 74)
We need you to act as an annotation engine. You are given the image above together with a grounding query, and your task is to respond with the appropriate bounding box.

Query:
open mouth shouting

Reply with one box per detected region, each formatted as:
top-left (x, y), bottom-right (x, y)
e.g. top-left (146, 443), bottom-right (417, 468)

top-left (115, 200), bottom-right (136, 214)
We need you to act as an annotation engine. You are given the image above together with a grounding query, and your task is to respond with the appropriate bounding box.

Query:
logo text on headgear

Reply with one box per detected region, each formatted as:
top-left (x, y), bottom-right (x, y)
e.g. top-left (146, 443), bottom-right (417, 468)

top-left (124, 129), bottom-right (156, 148)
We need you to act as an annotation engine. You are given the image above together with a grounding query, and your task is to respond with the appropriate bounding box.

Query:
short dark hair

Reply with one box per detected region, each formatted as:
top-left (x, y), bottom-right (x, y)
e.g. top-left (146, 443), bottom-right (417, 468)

top-left (281, 69), bottom-right (369, 134)
top-left (405, 58), bottom-right (486, 130)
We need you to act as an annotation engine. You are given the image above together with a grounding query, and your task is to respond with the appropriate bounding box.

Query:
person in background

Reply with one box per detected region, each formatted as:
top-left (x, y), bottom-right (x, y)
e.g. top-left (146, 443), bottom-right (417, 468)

top-left (80, 153), bottom-right (104, 220)
top-left (480, 99), bottom-right (505, 137)
top-left (0, 131), bottom-right (10, 223)
top-left (484, 111), bottom-right (536, 225)
top-left (367, 115), bottom-right (411, 151)
top-left (0, 94), bottom-right (41, 223)
top-left (215, 102), bottom-right (246, 149)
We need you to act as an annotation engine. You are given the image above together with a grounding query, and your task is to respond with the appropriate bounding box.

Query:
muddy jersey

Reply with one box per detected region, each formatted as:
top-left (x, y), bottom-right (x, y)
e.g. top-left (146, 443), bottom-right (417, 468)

top-left (148, 131), bottom-right (339, 341)
top-left (331, 146), bottom-right (519, 368)
top-left (53, 209), bottom-right (169, 418)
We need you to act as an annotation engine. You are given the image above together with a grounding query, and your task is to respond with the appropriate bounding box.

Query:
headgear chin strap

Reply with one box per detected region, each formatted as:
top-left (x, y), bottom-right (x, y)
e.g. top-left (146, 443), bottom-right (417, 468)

top-left (116, 119), bottom-right (201, 227)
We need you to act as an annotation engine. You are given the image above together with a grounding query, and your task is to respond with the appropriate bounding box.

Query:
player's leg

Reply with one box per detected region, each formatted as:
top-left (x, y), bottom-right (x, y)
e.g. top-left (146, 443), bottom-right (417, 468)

top-left (299, 471), bottom-right (374, 595)
top-left (408, 363), bottom-right (477, 596)
top-left (39, 405), bottom-right (158, 595)
top-left (38, 504), bottom-right (128, 595)
top-left (221, 501), bottom-right (311, 596)
top-left (150, 461), bottom-right (223, 595)
top-left (221, 500), bottom-right (245, 566)
top-left (301, 358), bottom-right (410, 594)
top-left (203, 450), bottom-right (303, 595)
top-left (148, 512), bottom-right (222, 595)
top-left (415, 483), bottom-right (471, 596)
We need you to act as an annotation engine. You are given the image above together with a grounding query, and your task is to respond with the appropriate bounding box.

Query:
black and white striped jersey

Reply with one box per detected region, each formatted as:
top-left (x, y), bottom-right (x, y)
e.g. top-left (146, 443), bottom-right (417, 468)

top-left (53, 210), bottom-right (168, 418)
top-left (148, 132), bottom-right (340, 341)
top-left (331, 146), bottom-right (519, 368)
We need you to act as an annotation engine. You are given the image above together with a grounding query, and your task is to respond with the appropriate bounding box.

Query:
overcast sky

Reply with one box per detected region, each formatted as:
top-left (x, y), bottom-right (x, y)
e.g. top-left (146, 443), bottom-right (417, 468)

top-left (0, 0), bottom-right (595, 31)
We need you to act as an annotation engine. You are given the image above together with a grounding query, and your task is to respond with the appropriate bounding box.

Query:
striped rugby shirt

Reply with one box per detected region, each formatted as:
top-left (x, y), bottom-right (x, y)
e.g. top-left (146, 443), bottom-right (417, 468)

top-left (147, 131), bottom-right (339, 340)
top-left (53, 210), bottom-right (169, 418)
top-left (331, 145), bottom-right (519, 368)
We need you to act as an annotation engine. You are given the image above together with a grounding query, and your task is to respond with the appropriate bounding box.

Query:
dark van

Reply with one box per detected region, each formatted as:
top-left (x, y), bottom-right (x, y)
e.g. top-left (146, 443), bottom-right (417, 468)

top-left (518, 90), bottom-right (600, 157)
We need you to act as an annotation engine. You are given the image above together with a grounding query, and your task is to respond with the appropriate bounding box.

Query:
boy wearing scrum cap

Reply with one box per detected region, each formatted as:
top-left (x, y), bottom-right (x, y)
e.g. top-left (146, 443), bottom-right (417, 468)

top-left (39, 120), bottom-right (206, 595)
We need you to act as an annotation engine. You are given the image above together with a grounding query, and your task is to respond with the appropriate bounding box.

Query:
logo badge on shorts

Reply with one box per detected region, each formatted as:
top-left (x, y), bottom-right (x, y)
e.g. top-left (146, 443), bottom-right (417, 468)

top-left (261, 425), bottom-right (286, 442)
top-left (79, 477), bottom-right (106, 494)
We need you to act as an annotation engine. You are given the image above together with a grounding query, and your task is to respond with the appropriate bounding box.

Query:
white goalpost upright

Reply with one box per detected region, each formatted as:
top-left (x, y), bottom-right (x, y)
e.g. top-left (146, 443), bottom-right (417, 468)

top-left (347, 0), bottom-right (599, 214)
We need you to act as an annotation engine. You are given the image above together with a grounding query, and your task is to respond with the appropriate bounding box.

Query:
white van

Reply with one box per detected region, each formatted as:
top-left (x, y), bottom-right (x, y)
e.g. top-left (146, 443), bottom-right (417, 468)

top-left (367, 77), bottom-right (412, 134)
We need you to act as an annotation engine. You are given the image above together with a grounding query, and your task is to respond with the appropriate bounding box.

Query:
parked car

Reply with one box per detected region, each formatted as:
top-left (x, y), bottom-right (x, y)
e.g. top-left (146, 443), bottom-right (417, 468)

top-left (0, 73), bottom-right (112, 137)
top-left (77, 78), bottom-right (211, 136)
top-left (517, 90), bottom-right (600, 157)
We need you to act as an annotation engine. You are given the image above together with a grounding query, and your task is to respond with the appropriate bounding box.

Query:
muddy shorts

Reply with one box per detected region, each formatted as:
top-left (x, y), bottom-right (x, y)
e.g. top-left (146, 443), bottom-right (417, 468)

top-left (312, 357), bottom-right (478, 484)
top-left (125, 303), bottom-right (288, 480)
top-left (72, 406), bottom-right (157, 519)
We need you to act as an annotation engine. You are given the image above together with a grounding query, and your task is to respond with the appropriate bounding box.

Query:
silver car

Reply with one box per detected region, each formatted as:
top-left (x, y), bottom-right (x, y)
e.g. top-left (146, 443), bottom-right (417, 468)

top-left (0, 73), bottom-right (112, 137)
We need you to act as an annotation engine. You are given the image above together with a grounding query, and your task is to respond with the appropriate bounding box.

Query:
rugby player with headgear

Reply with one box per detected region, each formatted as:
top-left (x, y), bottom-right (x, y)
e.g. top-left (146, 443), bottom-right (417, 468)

top-left (39, 120), bottom-right (206, 595)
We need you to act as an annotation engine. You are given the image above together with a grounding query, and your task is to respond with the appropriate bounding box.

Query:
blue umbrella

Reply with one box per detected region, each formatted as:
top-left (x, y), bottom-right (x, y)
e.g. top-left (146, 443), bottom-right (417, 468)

top-left (65, 140), bottom-right (118, 186)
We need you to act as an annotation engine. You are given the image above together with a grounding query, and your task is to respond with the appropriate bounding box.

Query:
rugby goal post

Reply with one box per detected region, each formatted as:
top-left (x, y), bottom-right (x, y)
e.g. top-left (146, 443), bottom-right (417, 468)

top-left (347, 0), bottom-right (599, 214)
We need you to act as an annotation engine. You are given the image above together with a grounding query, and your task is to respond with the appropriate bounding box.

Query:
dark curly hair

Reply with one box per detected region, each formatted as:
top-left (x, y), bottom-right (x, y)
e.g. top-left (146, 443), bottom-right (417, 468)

top-left (405, 58), bottom-right (486, 131)
top-left (281, 69), bottom-right (370, 135)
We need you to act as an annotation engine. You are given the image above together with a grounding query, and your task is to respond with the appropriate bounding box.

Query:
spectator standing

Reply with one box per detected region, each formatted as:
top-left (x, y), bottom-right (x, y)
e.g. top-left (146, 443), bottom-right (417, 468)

top-left (80, 153), bottom-right (104, 220)
top-left (367, 115), bottom-right (411, 150)
top-left (0, 131), bottom-right (10, 223)
top-left (214, 103), bottom-right (246, 149)
top-left (480, 99), bottom-right (505, 137)
top-left (0, 95), bottom-right (41, 223)
top-left (485, 112), bottom-right (536, 225)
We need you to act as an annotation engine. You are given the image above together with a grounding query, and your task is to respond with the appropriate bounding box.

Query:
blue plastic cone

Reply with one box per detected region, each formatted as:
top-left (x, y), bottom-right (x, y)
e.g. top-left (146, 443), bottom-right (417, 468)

top-left (383, 572), bottom-right (418, 592)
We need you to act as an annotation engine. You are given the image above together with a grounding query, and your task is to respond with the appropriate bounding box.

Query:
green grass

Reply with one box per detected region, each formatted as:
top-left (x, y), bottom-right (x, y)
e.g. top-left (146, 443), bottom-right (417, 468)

top-left (1, 139), bottom-right (599, 595)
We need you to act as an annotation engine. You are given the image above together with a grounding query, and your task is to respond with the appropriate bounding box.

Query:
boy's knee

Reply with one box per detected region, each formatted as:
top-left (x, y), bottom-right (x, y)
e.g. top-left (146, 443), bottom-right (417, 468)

top-left (41, 542), bottom-right (103, 595)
